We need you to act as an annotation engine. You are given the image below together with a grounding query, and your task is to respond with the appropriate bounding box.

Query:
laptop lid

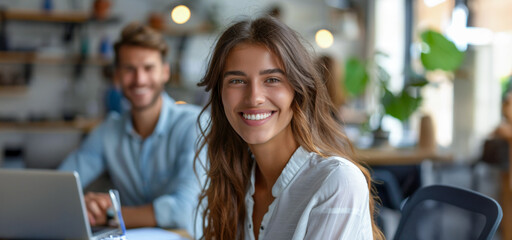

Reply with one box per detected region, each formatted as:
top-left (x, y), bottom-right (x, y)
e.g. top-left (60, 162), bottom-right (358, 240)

top-left (0, 169), bottom-right (119, 240)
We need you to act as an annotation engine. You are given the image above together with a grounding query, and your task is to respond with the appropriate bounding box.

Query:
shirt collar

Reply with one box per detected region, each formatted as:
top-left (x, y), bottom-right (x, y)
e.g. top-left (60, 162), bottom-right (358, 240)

top-left (247, 160), bottom-right (256, 197)
top-left (247, 146), bottom-right (311, 198)
top-left (271, 146), bottom-right (311, 197)
top-left (153, 92), bottom-right (173, 136)
top-left (124, 92), bottom-right (174, 138)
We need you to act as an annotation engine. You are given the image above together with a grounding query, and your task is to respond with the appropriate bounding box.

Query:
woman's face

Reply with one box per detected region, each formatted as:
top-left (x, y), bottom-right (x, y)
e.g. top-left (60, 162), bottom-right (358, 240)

top-left (221, 43), bottom-right (295, 146)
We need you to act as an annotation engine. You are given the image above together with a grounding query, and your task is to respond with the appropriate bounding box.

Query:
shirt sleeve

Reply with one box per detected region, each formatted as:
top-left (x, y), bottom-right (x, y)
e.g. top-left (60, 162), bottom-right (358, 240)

top-left (305, 163), bottom-right (374, 239)
top-left (58, 121), bottom-right (107, 187)
top-left (152, 111), bottom-right (207, 235)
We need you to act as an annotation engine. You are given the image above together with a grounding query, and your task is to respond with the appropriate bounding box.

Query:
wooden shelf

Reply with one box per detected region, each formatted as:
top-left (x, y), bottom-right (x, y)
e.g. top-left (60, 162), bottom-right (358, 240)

top-left (356, 146), bottom-right (453, 166)
top-left (0, 85), bottom-right (28, 94)
top-left (0, 9), bottom-right (119, 24)
top-left (0, 51), bottom-right (111, 65)
top-left (3, 9), bottom-right (90, 23)
top-left (0, 51), bottom-right (35, 64)
top-left (0, 118), bottom-right (101, 132)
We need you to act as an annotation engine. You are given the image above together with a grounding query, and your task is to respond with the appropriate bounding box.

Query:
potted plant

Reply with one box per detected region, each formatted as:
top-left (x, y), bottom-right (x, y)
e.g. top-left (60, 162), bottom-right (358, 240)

top-left (344, 29), bottom-right (465, 146)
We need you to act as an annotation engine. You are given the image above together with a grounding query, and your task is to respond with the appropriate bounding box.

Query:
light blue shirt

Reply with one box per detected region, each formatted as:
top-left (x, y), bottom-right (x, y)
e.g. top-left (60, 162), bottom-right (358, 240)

top-left (59, 92), bottom-right (205, 234)
top-left (245, 147), bottom-right (373, 239)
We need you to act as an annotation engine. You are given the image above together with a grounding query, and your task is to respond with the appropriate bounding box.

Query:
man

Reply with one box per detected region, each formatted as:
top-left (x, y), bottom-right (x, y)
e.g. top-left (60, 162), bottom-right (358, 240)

top-left (59, 22), bottom-right (204, 234)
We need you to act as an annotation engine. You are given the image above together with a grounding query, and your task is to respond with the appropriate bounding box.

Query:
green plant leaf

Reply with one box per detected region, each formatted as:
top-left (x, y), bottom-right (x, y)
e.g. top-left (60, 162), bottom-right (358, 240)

top-left (383, 91), bottom-right (422, 122)
top-left (420, 30), bottom-right (464, 71)
top-left (381, 88), bottom-right (395, 106)
top-left (501, 75), bottom-right (511, 98)
top-left (344, 57), bottom-right (368, 96)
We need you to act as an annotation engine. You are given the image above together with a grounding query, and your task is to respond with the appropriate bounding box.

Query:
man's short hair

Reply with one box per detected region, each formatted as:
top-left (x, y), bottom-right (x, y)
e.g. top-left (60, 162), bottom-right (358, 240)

top-left (113, 22), bottom-right (168, 65)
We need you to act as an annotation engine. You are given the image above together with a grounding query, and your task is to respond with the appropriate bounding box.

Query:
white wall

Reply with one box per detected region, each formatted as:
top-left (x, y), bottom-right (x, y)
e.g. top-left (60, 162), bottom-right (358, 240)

top-left (452, 45), bottom-right (501, 161)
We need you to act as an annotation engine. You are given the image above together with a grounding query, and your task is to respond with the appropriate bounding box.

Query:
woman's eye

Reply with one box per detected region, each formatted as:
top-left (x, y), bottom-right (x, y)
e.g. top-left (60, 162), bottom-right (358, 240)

top-left (229, 79), bottom-right (245, 84)
top-left (266, 77), bottom-right (280, 83)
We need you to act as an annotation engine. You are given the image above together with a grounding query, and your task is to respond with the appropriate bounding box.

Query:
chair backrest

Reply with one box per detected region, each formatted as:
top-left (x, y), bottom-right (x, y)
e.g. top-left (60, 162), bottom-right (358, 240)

top-left (393, 185), bottom-right (502, 240)
top-left (373, 169), bottom-right (403, 210)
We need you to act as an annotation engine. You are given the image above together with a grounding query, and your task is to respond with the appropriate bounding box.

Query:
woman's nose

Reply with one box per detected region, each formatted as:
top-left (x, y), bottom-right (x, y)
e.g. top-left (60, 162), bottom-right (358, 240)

top-left (246, 82), bottom-right (265, 106)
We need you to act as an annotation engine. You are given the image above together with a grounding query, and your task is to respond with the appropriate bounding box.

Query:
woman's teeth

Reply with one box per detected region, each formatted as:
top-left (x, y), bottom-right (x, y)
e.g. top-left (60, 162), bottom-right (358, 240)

top-left (243, 112), bottom-right (272, 120)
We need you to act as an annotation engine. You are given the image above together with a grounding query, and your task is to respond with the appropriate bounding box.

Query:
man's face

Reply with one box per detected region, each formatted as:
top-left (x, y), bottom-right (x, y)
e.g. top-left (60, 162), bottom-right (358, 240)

top-left (115, 46), bottom-right (169, 111)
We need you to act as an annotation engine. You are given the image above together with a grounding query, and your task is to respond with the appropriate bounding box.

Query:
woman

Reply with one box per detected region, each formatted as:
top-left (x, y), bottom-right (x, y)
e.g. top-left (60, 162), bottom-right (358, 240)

top-left (196, 16), bottom-right (383, 239)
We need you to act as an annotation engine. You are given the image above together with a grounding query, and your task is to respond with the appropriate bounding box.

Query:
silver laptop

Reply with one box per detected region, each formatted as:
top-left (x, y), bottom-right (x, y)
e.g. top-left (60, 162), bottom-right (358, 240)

top-left (0, 169), bottom-right (122, 240)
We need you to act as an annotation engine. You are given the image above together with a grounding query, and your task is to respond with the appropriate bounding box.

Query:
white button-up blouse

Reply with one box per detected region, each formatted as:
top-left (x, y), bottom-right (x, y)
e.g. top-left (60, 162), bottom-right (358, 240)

top-left (244, 146), bottom-right (373, 240)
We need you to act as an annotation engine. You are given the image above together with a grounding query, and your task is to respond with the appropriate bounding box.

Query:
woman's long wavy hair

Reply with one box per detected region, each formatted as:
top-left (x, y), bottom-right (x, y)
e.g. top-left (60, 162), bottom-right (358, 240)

top-left (195, 16), bottom-right (384, 240)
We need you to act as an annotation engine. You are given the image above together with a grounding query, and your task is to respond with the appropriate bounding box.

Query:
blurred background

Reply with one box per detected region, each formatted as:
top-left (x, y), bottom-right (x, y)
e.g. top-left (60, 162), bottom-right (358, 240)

top-left (0, 0), bottom-right (511, 239)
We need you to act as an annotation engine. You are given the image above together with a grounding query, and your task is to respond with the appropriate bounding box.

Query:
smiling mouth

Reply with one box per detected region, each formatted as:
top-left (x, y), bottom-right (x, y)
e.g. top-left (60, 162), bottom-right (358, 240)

top-left (132, 87), bottom-right (150, 95)
top-left (241, 111), bottom-right (275, 121)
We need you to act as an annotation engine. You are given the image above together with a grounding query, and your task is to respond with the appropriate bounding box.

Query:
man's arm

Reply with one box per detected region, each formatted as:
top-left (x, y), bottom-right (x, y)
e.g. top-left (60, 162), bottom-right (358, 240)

top-left (81, 192), bottom-right (158, 228)
top-left (58, 121), bottom-right (108, 187)
top-left (59, 121), bottom-right (110, 228)
top-left (152, 112), bottom-right (207, 232)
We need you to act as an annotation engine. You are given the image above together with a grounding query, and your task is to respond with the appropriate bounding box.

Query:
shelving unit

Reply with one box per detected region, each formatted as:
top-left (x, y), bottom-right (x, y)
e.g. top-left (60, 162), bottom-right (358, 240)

top-left (0, 118), bottom-right (101, 133)
top-left (0, 85), bottom-right (28, 94)
top-left (0, 8), bottom-right (117, 92)
top-left (0, 51), bottom-right (111, 66)
top-left (0, 51), bottom-right (35, 64)
top-left (0, 8), bottom-right (117, 134)
top-left (0, 9), bottom-right (119, 24)
top-left (2, 9), bottom-right (90, 23)
top-left (0, 8), bottom-right (117, 66)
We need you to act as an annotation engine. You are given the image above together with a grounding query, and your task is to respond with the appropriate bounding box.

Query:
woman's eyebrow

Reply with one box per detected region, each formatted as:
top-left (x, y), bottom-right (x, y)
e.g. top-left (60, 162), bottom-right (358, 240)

top-left (223, 71), bottom-right (246, 78)
top-left (260, 68), bottom-right (285, 75)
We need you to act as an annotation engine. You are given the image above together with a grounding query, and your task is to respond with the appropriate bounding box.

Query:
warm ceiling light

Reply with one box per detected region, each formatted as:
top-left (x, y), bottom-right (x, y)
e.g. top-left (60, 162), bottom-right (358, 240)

top-left (315, 29), bottom-right (334, 48)
top-left (171, 5), bottom-right (191, 24)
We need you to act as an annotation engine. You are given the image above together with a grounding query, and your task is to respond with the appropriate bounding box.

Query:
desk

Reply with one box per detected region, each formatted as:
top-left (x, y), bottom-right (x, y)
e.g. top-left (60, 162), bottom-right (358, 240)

top-left (356, 147), bottom-right (453, 166)
top-left (0, 228), bottom-right (191, 240)
top-left (169, 229), bottom-right (192, 239)
top-left (124, 228), bottom-right (191, 240)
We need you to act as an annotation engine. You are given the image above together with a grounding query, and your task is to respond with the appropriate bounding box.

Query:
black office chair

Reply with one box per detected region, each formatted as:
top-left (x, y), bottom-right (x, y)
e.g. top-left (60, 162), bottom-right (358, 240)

top-left (372, 168), bottom-right (404, 236)
top-left (393, 185), bottom-right (502, 240)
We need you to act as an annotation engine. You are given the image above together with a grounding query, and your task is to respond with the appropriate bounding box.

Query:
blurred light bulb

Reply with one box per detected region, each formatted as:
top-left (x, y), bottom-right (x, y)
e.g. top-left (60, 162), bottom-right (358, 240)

top-left (315, 29), bottom-right (334, 48)
top-left (171, 5), bottom-right (191, 24)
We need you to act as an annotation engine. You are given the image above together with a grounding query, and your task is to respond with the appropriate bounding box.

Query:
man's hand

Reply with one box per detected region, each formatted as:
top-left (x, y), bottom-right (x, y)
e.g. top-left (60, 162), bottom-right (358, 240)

top-left (84, 192), bottom-right (112, 226)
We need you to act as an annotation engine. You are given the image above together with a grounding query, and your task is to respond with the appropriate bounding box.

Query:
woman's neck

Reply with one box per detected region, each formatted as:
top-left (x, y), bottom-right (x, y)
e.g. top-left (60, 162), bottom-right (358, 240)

top-left (249, 125), bottom-right (299, 191)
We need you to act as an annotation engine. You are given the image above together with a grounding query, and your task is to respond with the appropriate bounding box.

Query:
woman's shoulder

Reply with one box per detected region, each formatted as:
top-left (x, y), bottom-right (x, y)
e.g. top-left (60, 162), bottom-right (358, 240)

top-left (305, 153), bottom-right (368, 193)
top-left (309, 153), bottom-right (363, 176)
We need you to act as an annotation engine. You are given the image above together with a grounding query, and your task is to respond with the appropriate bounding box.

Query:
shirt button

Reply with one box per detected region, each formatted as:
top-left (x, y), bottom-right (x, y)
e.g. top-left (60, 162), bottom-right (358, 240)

top-left (261, 226), bottom-right (264, 230)
top-left (249, 224), bottom-right (252, 229)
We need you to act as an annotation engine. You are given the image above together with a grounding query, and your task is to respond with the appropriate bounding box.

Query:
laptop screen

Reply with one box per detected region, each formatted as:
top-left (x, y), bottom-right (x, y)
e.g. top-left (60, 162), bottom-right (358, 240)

top-left (0, 169), bottom-right (120, 240)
